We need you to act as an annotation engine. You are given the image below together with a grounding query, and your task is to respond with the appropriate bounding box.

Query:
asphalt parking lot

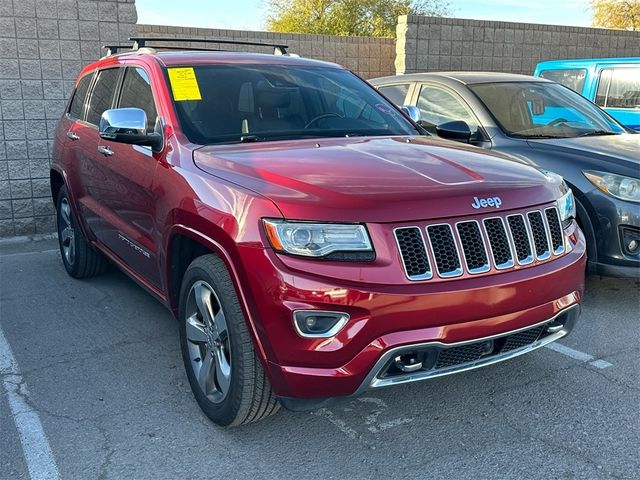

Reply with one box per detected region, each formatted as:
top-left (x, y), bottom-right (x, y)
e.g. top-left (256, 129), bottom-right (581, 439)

top-left (1, 237), bottom-right (638, 480)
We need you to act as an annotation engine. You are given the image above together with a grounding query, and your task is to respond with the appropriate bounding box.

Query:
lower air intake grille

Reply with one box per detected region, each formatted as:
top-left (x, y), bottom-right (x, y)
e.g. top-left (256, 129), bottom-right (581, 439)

top-left (435, 342), bottom-right (488, 369)
top-left (501, 326), bottom-right (545, 352)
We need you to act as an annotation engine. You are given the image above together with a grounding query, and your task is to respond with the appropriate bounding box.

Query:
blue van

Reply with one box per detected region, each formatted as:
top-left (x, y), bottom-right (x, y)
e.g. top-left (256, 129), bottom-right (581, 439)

top-left (534, 57), bottom-right (640, 130)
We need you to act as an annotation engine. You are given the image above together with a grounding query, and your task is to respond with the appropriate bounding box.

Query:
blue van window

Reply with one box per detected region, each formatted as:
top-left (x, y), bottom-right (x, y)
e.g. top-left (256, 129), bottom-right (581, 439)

top-left (596, 68), bottom-right (640, 109)
top-left (539, 69), bottom-right (586, 94)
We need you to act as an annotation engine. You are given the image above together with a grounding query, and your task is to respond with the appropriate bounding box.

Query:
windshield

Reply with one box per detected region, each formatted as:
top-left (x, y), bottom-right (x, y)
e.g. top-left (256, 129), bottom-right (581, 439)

top-left (167, 64), bottom-right (419, 144)
top-left (469, 81), bottom-right (626, 139)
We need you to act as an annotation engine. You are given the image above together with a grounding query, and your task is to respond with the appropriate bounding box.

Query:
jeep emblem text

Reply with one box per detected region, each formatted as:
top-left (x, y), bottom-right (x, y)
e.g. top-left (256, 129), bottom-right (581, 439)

top-left (471, 196), bottom-right (502, 209)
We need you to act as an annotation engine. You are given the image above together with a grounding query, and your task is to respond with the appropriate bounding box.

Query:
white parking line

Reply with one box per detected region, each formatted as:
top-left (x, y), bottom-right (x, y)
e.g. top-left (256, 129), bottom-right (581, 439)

top-left (0, 326), bottom-right (60, 480)
top-left (545, 342), bottom-right (613, 369)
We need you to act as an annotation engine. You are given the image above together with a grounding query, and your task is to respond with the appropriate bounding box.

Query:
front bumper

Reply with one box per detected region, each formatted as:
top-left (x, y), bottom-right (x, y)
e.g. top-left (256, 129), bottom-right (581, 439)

top-left (237, 224), bottom-right (586, 402)
top-left (586, 189), bottom-right (640, 278)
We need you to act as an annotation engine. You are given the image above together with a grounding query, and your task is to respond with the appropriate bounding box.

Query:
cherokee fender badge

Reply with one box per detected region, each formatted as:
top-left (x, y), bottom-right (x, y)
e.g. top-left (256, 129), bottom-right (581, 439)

top-left (471, 196), bottom-right (502, 209)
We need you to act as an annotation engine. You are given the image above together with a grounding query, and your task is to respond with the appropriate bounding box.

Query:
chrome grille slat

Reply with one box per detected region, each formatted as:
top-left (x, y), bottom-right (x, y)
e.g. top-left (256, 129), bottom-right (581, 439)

top-left (527, 211), bottom-right (551, 260)
top-left (395, 206), bottom-right (565, 281)
top-left (545, 207), bottom-right (565, 255)
top-left (393, 227), bottom-right (432, 281)
top-left (507, 214), bottom-right (534, 265)
top-left (483, 217), bottom-right (514, 270)
top-left (456, 221), bottom-right (490, 274)
top-left (426, 224), bottom-right (463, 278)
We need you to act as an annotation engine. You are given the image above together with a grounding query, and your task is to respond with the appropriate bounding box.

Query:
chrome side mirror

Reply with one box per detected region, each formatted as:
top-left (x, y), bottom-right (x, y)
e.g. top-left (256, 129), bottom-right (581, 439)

top-left (401, 105), bottom-right (421, 124)
top-left (99, 107), bottom-right (162, 152)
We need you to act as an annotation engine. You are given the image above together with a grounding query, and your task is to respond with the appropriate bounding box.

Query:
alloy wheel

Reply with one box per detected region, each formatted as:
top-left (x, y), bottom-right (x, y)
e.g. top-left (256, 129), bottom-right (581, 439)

top-left (185, 280), bottom-right (232, 403)
top-left (59, 197), bottom-right (75, 265)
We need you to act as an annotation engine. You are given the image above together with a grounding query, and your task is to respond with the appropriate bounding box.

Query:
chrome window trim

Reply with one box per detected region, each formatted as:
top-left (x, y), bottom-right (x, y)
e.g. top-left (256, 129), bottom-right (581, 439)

top-left (393, 226), bottom-right (433, 281)
top-left (506, 213), bottom-right (535, 266)
top-left (527, 210), bottom-right (551, 261)
top-left (455, 219), bottom-right (491, 274)
top-left (425, 223), bottom-right (464, 278)
top-left (482, 216), bottom-right (515, 270)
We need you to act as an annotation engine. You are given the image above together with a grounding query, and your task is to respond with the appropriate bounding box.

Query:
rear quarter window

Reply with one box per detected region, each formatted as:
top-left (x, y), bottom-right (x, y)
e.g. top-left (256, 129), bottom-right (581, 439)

top-left (378, 84), bottom-right (410, 106)
top-left (538, 69), bottom-right (587, 94)
top-left (68, 74), bottom-right (93, 120)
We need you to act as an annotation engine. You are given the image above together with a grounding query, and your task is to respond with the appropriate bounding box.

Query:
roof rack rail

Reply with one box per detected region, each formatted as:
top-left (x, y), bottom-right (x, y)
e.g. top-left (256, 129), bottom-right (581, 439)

top-left (128, 36), bottom-right (289, 55)
top-left (103, 44), bottom-right (134, 56)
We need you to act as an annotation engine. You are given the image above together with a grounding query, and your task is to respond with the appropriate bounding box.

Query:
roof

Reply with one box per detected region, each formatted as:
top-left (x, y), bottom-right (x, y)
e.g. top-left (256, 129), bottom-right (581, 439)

top-left (370, 71), bottom-right (550, 85)
top-left (535, 57), bottom-right (640, 69)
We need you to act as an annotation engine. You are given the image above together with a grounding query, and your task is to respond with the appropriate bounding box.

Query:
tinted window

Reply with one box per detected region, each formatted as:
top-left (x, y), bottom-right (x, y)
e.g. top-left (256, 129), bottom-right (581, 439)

top-left (470, 82), bottom-right (624, 138)
top-left (596, 68), bottom-right (640, 109)
top-left (539, 69), bottom-right (586, 94)
top-left (118, 67), bottom-right (158, 131)
top-left (378, 84), bottom-right (410, 106)
top-left (168, 65), bottom-right (419, 145)
top-left (86, 68), bottom-right (120, 126)
top-left (417, 84), bottom-right (478, 132)
top-left (68, 74), bottom-right (92, 120)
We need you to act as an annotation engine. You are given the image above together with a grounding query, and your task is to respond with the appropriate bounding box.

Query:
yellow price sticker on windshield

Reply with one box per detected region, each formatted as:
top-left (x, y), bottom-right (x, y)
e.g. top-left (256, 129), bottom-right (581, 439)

top-left (167, 67), bottom-right (202, 101)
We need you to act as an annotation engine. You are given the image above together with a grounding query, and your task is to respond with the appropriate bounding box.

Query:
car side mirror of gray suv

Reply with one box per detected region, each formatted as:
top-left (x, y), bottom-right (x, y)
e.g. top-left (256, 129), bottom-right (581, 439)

top-left (436, 120), bottom-right (472, 143)
top-left (401, 105), bottom-right (421, 124)
top-left (99, 107), bottom-right (163, 152)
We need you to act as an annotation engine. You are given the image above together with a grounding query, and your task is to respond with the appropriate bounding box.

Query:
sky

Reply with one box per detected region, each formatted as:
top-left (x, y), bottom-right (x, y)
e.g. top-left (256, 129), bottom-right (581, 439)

top-left (135, 0), bottom-right (594, 31)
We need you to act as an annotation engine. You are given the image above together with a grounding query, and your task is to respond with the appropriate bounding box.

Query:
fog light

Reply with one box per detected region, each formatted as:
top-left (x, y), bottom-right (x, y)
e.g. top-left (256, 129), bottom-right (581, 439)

top-left (620, 227), bottom-right (640, 256)
top-left (293, 310), bottom-right (349, 338)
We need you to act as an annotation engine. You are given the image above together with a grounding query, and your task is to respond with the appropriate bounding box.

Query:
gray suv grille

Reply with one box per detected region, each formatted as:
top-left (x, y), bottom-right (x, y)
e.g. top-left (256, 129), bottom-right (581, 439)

top-left (394, 206), bottom-right (566, 281)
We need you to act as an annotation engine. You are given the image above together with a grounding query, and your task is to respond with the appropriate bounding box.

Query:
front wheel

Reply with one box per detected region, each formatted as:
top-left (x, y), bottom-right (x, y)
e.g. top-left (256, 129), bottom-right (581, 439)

top-left (178, 254), bottom-right (280, 426)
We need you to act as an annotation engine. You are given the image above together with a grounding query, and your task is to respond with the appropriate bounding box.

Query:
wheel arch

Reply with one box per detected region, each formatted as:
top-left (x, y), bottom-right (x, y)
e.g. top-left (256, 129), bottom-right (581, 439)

top-left (164, 224), bottom-right (271, 363)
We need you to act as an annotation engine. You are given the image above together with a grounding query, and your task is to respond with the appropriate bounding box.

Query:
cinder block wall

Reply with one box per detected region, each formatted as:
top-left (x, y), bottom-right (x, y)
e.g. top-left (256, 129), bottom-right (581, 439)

top-left (136, 24), bottom-right (397, 79)
top-left (0, 0), bottom-right (137, 237)
top-left (396, 15), bottom-right (640, 74)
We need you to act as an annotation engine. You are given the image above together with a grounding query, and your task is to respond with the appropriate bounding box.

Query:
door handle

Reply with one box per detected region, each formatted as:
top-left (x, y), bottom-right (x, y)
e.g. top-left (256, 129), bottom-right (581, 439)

top-left (97, 145), bottom-right (114, 157)
top-left (66, 131), bottom-right (80, 141)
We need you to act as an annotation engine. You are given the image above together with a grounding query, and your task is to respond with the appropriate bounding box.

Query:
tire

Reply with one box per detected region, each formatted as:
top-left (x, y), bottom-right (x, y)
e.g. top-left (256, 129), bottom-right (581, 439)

top-left (178, 254), bottom-right (280, 426)
top-left (56, 186), bottom-right (108, 278)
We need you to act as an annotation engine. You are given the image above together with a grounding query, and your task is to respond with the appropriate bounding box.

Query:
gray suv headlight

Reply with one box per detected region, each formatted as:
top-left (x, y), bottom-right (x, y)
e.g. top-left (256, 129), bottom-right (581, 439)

top-left (583, 171), bottom-right (640, 203)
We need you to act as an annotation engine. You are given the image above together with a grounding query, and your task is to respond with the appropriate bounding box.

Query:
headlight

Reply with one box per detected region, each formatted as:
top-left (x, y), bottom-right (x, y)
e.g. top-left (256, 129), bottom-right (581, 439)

top-left (557, 188), bottom-right (576, 226)
top-left (263, 220), bottom-right (373, 258)
top-left (583, 171), bottom-right (640, 203)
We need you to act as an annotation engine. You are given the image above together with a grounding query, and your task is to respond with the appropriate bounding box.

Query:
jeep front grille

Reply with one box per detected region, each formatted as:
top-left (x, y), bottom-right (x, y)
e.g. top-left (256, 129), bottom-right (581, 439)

top-left (394, 206), bottom-right (565, 281)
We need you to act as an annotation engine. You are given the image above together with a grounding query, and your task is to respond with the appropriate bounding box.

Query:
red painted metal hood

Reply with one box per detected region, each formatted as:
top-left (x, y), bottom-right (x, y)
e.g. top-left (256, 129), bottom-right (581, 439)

top-left (194, 136), bottom-right (558, 222)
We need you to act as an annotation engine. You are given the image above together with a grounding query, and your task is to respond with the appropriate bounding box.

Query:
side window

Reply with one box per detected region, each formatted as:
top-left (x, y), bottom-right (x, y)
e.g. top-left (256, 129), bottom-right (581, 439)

top-left (417, 84), bottom-right (478, 132)
top-left (86, 68), bottom-right (120, 126)
top-left (68, 74), bottom-right (93, 120)
top-left (118, 67), bottom-right (159, 131)
top-left (596, 68), bottom-right (640, 109)
top-left (378, 84), bottom-right (410, 106)
top-left (539, 69), bottom-right (586, 94)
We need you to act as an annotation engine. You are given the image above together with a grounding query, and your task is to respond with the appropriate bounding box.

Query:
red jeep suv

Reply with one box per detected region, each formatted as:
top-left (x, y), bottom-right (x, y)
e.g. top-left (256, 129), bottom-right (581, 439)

top-left (50, 38), bottom-right (586, 426)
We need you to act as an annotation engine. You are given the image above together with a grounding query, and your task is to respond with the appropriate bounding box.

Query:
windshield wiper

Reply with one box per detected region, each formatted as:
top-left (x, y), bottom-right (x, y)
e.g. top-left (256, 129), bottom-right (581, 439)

top-left (578, 130), bottom-right (618, 137)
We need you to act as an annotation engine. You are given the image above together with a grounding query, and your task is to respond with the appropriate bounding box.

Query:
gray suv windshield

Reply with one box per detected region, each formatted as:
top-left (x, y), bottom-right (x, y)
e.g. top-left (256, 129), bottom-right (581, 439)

top-left (470, 82), bottom-right (626, 139)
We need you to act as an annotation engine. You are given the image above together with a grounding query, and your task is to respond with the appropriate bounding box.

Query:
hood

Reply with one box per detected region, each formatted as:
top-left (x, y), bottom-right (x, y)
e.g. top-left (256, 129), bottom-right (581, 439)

top-left (194, 136), bottom-right (560, 223)
top-left (527, 134), bottom-right (640, 172)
